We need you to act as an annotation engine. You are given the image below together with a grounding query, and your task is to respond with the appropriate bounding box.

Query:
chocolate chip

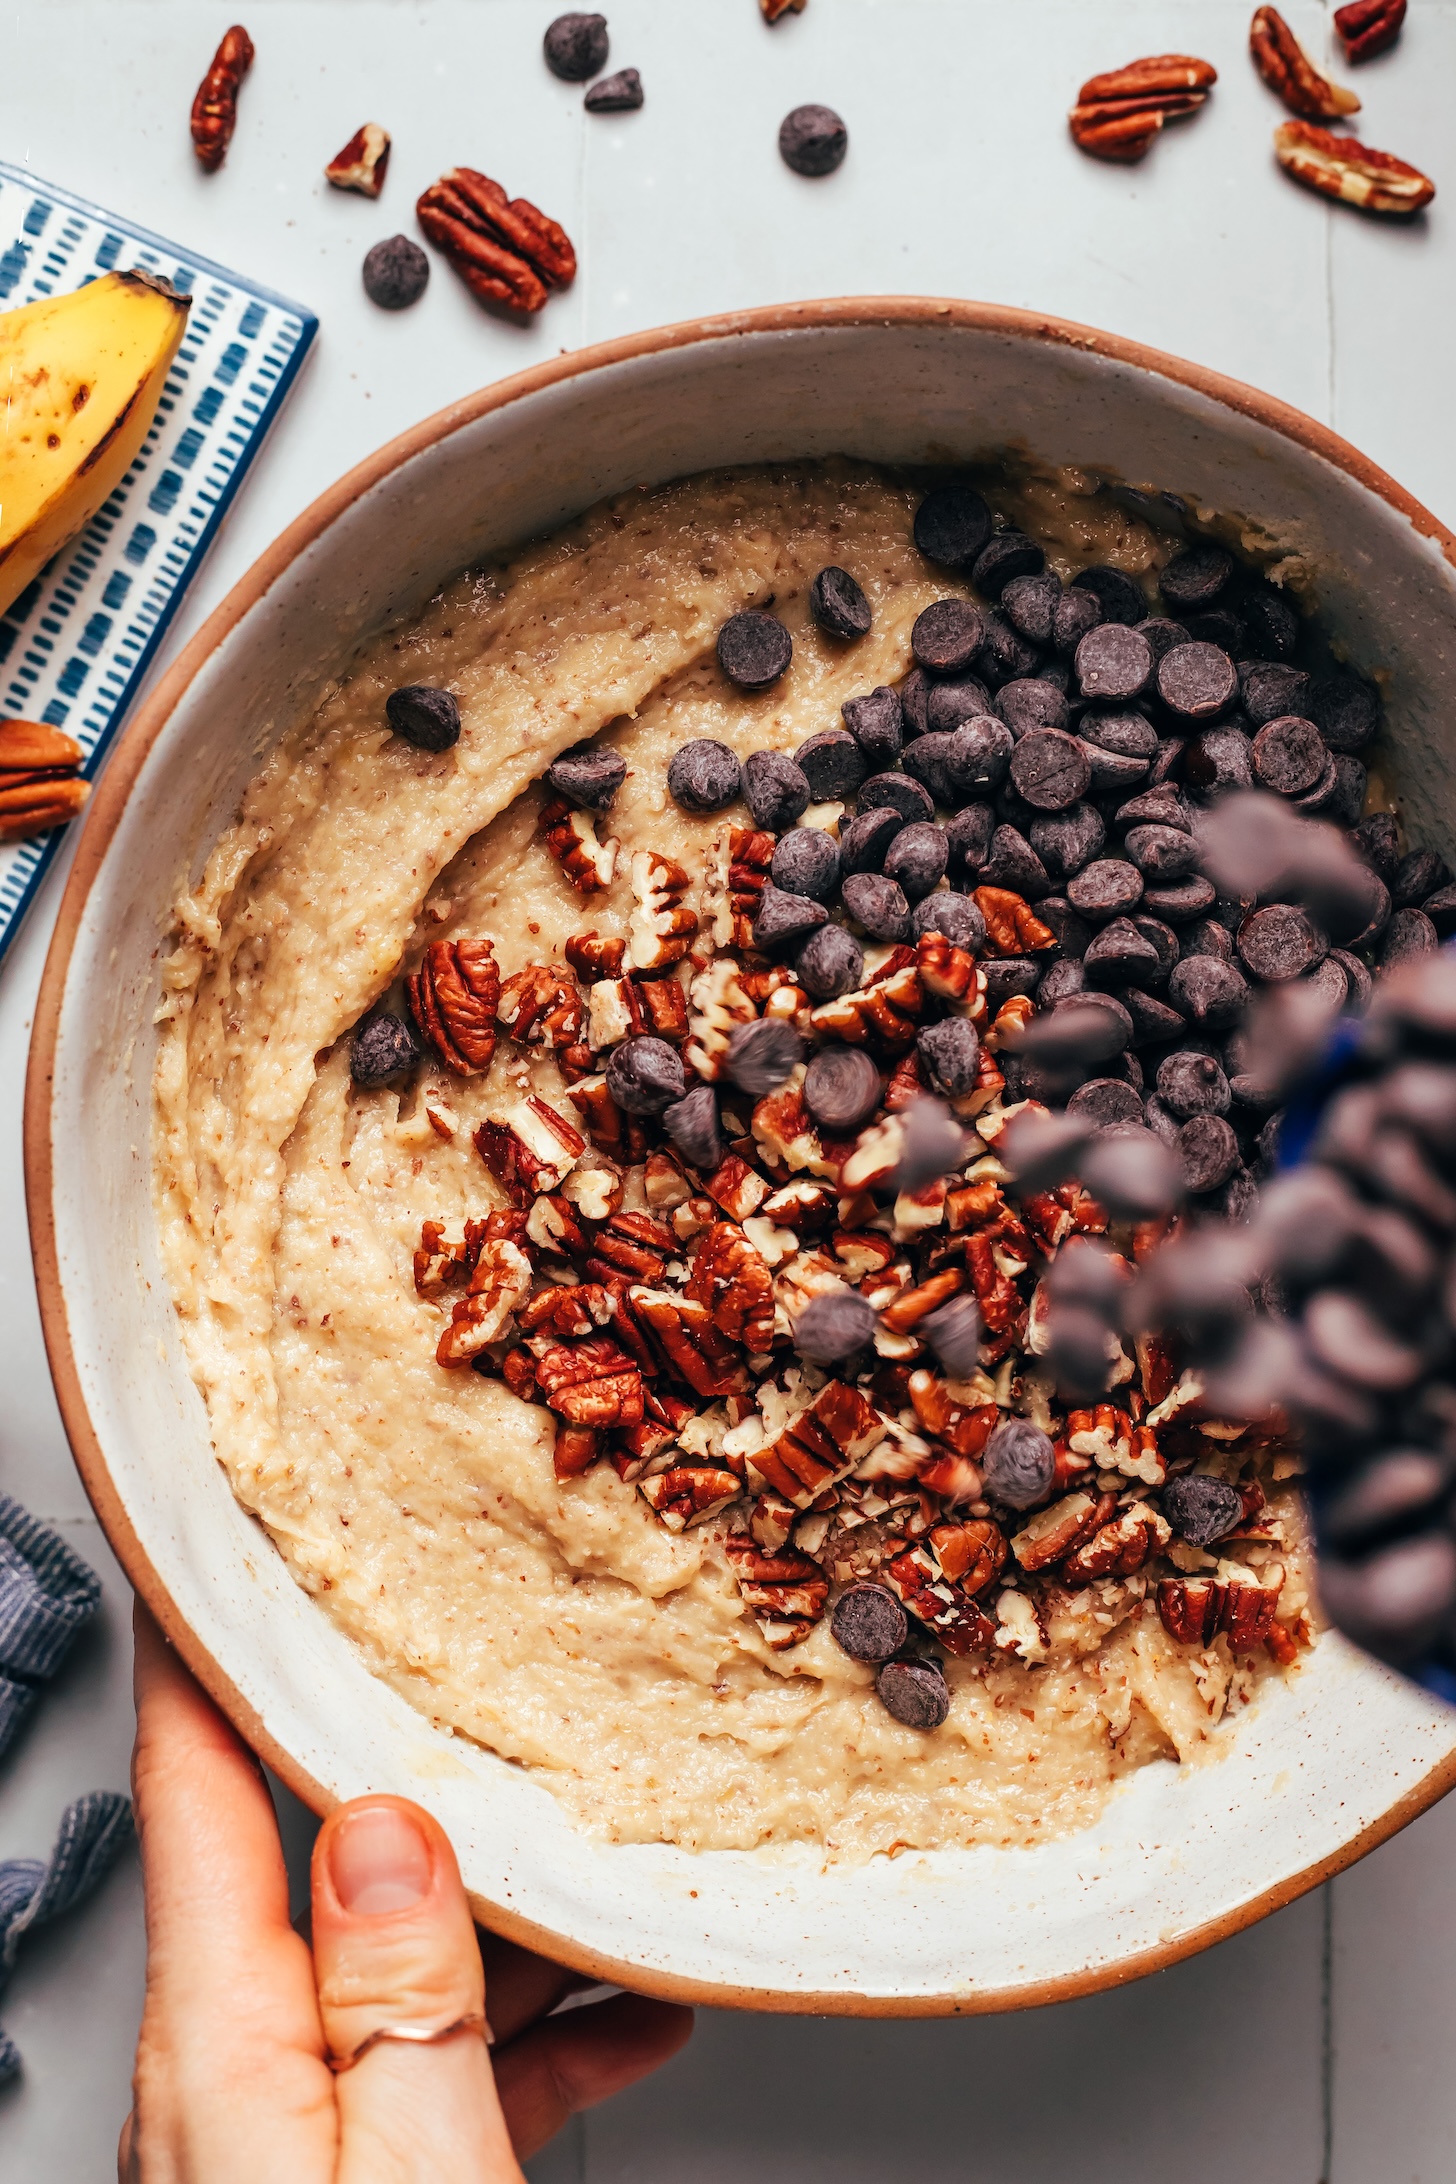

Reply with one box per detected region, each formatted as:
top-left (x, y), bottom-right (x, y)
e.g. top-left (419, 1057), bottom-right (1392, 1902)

top-left (945, 803), bottom-right (996, 878)
top-left (1072, 565), bottom-right (1146, 626)
top-left (1080, 1127), bottom-right (1185, 1220)
top-left (1329, 866), bottom-right (1390, 950)
top-left (1184, 724), bottom-right (1254, 798)
top-left (1395, 848), bottom-right (1452, 908)
top-left (842, 687), bottom-right (905, 769)
top-left (839, 805), bottom-right (904, 875)
top-left (1143, 875), bottom-right (1217, 922)
top-left (918, 1016), bottom-right (981, 1096)
top-left (1306, 673), bottom-right (1378, 754)
top-left (1159, 543), bottom-right (1234, 612)
top-left (1302, 954), bottom-right (1350, 1012)
top-left (912, 599), bottom-right (984, 676)
top-left (666, 738), bottom-right (740, 813)
top-left (1237, 903), bottom-right (1326, 982)
top-left (1003, 572), bottom-right (1061, 645)
top-left (1010, 730), bottom-right (1092, 812)
top-left (719, 610), bottom-right (792, 692)
top-left (1329, 947), bottom-right (1374, 1010)
top-left (351, 1012), bottom-right (422, 1087)
top-left (914, 482), bottom-right (993, 570)
top-left (1157, 641), bottom-right (1238, 722)
top-left (794, 1287), bottom-right (876, 1364)
top-left (978, 611), bottom-right (1040, 688)
top-left (1068, 1077), bottom-right (1144, 1129)
top-left (1037, 957), bottom-right (1086, 1010)
top-left (386, 684), bottom-right (461, 751)
top-left (858, 772), bottom-right (935, 825)
top-left (1168, 954), bottom-right (1250, 1028)
top-left (831, 1584), bottom-right (909, 1663)
top-left (810, 565), bottom-right (872, 641)
top-left (772, 827), bottom-right (839, 901)
top-left (1423, 885), bottom-right (1456, 940)
top-left (794, 728), bottom-right (866, 802)
top-left (912, 1296), bottom-right (979, 1382)
top-left (926, 676), bottom-right (994, 735)
top-left (663, 1083), bottom-right (724, 1170)
top-left (995, 679), bottom-right (1069, 740)
top-left (982, 824), bottom-right (1051, 899)
top-left (1381, 907), bottom-right (1438, 968)
top-left (544, 10), bottom-right (608, 78)
top-left (605, 1035), bottom-right (684, 1116)
top-left (973, 530), bottom-right (1045, 598)
top-left (585, 66), bottom-right (643, 108)
top-left (885, 822), bottom-right (948, 901)
top-left (912, 890), bottom-right (985, 950)
top-left (1163, 1473), bottom-right (1243, 1548)
top-left (753, 883), bottom-right (829, 951)
top-left (1177, 1112), bottom-right (1240, 1193)
top-left (1123, 823), bottom-right (1197, 882)
top-left (1052, 587), bottom-right (1104, 656)
top-left (1323, 756), bottom-right (1368, 829)
top-left (983, 1417), bottom-right (1057, 1510)
top-left (1029, 999), bottom-right (1133, 1071)
top-left (1182, 918), bottom-right (1234, 961)
top-left (1157, 1049), bottom-right (1231, 1118)
top-left (805, 1046), bottom-right (882, 1133)
top-left (796, 922), bottom-right (864, 1000)
top-left (1080, 710), bottom-right (1159, 762)
top-left (1243, 662), bottom-right (1310, 727)
top-left (1029, 802), bottom-right (1105, 882)
top-left (1083, 918), bottom-right (1160, 988)
top-left (1076, 623), bottom-right (1153, 703)
top-left (1241, 583), bottom-right (1301, 661)
top-left (1252, 715), bottom-right (1329, 799)
top-left (362, 235), bottom-right (430, 309)
top-left (544, 746), bottom-right (625, 811)
top-left (1149, 737), bottom-right (1187, 788)
top-left (981, 957), bottom-right (1042, 1008)
top-left (725, 1017), bottom-right (804, 1098)
top-left (898, 669), bottom-right (931, 738)
top-left (1116, 784), bottom-right (1190, 833)
top-left (1082, 743), bottom-right (1152, 795)
top-left (1131, 617), bottom-right (1187, 665)
top-left (1182, 608), bottom-right (1245, 655)
top-left (743, 749), bottom-right (811, 832)
top-left (841, 871), bottom-right (911, 941)
top-left (1130, 914), bottom-right (1178, 981)
top-left (877, 1658), bottom-right (950, 1730)
top-left (1125, 989), bottom-right (1188, 1045)
top-left (1323, 1451), bottom-right (1451, 1550)
top-left (944, 718), bottom-right (1014, 799)
top-left (1067, 859), bottom-right (1144, 921)
top-left (902, 732), bottom-right (959, 806)
top-left (779, 102), bottom-right (848, 176)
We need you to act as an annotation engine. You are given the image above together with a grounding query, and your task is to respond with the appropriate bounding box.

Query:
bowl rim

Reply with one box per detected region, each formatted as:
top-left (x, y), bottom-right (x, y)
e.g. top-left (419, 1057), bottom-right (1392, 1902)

top-left (25, 293), bottom-right (1456, 2017)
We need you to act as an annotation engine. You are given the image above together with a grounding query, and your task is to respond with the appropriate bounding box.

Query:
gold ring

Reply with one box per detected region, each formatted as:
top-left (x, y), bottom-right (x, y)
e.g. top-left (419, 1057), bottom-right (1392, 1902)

top-left (327, 2011), bottom-right (493, 2074)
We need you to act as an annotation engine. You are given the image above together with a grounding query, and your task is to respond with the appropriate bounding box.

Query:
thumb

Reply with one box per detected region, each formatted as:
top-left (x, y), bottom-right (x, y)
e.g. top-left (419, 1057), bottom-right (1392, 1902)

top-left (311, 1797), bottom-right (522, 2184)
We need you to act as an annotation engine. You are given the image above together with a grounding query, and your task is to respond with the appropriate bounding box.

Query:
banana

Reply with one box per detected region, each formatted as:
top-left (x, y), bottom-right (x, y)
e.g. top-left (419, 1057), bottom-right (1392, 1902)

top-left (0, 269), bottom-right (190, 619)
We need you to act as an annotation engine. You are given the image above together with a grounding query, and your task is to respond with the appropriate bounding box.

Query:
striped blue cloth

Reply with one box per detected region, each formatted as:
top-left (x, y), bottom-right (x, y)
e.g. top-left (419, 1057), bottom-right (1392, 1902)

top-left (0, 1494), bottom-right (133, 2081)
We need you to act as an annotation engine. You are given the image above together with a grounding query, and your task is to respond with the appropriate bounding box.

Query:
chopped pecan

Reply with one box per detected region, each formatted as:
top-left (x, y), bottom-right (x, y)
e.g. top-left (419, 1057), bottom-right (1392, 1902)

top-left (880, 1266), bottom-right (965, 1335)
top-left (703, 1153), bottom-right (771, 1222)
top-left (672, 1194), bottom-right (717, 1241)
top-left (985, 994), bottom-right (1035, 1052)
top-left (726, 827), bottom-right (776, 948)
top-left (946, 1179), bottom-right (1004, 1232)
top-left (1010, 1491), bottom-right (1116, 1572)
top-left (567, 1074), bottom-right (645, 1159)
top-left (830, 1227), bottom-right (897, 1280)
top-left (725, 1540), bottom-right (829, 1636)
top-left (966, 1228), bottom-right (1020, 1336)
top-left (1335, 0), bottom-right (1405, 63)
top-left (809, 960), bottom-right (923, 1049)
top-left (752, 1082), bottom-right (827, 1175)
top-left (916, 929), bottom-right (985, 1009)
top-left (496, 963), bottom-right (584, 1050)
top-left (974, 888), bottom-right (1057, 956)
top-left (639, 1464), bottom-right (740, 1532)
top-left (1062, 1500), bottom-right (1171, 1586)
top-left (686, 955), bottom-right (758, 1079)
top-left (502, 1348), bottom-right (540, 1402)
top-left (588, 972), bottom-right (689, 1048)
top-left (748, 1491), bottom-right (798, 1553)
top-left (1069, 53), bottom-right (1216, 162)
top-left (1065, 1405), bottom-right (1165, 1485)
top-left (628, 850), bottom-right (700, 970)
top-left (611, 1416), bottom-right (681, 1483)
top-left (526, 1332), bottom-right (645, 1427)
top-left (1251, 7), bottom-right (1359, 119)
top-left (1274, 119), bottom-right (1434, 214)
top-left (686, 1222), bottom-right (776, 1351)
top-left (475, 1097), bottom-right (584, 1202)
top-left (525, 1192), bottom-right (587, 1257)
top-left (416, 167), bottom-right (576, 317)
top-left (928, 1517), bottom-right (1007, 1595)
top-left (191, 23), bottom-right (254, 172)
top-left (413, 1217), bottom-right (488, 1298)
top-left (630, 1288), bottom-right (749, 1398)
top-left (565, 931), bottom-right (627, 983)
top-left (1157, 1568), bottom-right (1284, 1649)
top-left (907, 1371), bottom-right (1000, 1460)
top-left (325, 122), bottom-right (391, 196)
top-left (553, 1423), bottom-right (601, 1480)
top-left (436, 1239), bottom-right (533, 1366)
top-left (518, 1283), bottom-right (613, 1339)
top-left (540, 799), bottom-right (618, 893)
top-left (761, 1178), bottom-right (835, 1231)
top-left (883, 1543), bottom-right (996, 1655)
top-left (560, 1158), bottom-right (624, 1223)
top-left (751, 1381), bottom-right (887, 1509)
top-left (408, 937), bottom-right (501, 1074)
top-left (644, 1151), bottom-right (691, 1210)
top-left (884, 1052), bottom-right (928, 1112)
top-left (761, 0), bottom-right (806, 17)
top-left (588, 1209), bottom-right (675, 1285)
top-left (839, 1116), bottom-right (904, 1195)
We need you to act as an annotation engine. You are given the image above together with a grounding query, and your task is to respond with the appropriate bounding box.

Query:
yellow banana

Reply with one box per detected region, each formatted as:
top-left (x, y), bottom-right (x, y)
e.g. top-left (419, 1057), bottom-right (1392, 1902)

top-left (0, 269), bottom-right (190, 619)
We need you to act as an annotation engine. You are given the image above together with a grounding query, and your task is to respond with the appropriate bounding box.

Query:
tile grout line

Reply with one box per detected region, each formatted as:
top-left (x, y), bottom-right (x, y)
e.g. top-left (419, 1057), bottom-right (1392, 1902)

top-left (1321, 1881), bottom-right (1336, 2184)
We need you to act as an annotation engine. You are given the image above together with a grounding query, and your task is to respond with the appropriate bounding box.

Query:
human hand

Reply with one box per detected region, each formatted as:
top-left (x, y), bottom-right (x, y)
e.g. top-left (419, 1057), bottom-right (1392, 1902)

top-left (121, 1604), bottom-right (692, 2182)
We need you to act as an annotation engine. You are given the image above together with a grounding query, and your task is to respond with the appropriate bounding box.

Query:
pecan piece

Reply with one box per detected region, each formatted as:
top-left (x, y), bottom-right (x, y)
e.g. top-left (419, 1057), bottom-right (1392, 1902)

top-left (525, 1192), bottom-right (587, 1258)
top-left (751, 1380), bottom-right (887, 1509)
top-left (553, 1423), bottom-right (601, 1480)
top-left (966, 1228), bottom-right (1021, 1336)
top-left (884, 1051), bottom-right (928, 1112)
top-left (475, 1097), bottom-right (584, 1202)
top-left (565, 931), bottom-right (627, 983)
top-left (879, 1267), bottom-right (965, 1335)
top-left (752, 1082), bottom-right (827, 1175)
top-left (408, 937), bottom-right (500, 1074)
top-left (927, 1517), bottom-right (1007, 1595)
top-left (629, 1288), bottom-right (749, 1398)
top-left (496, 963), bottom-right (584, 1051)
top-left (686, 954), bottom-right (758, 1079)
top-left (1274, 120), bottom-right (1435, 214)
top-left (1335, 0), bottom-right (1405, 63)
top-left (1069, 54), bottom-right (1216, 163)
top-left (907, 1370), bottom-right (1000, 1461)
top-left (725, 827), bottom-right (776, 949)
top-left (416, 167), bottom-right (576, 318)
top-left (588, 1209), bottom-right (675, 1285)
top-left (724, 1540), bottom-right (829, 1634)
top-left (413, 1217), bottom-right (488, 1298)
top-left (325, 122), bottom-right (391, 197)
top-left (809, 960), bottom-right (924, 1049)
top-left (589, 972), bottom-right (689, 1049)
top-left (0, 720), bottom-right (90, 840)
top-left (1061, 1500), bottom-right (1171, 1587)
top-left (639, 1464), bottom-right (741, 1532)
top-left (1250, 7), bottom-right (1359, 119)
top-left (567, 1074), bottom-right (645, 1160)
top-left (540, 799), bottom-right (618, 893)
top-left (973, 888), bottom-right (1057, 956)
top-left (985, 994), bottom-right (1035, 1053)
top-left (686, 1222), bottom-right (776, 1352)
top-left (436, 1239), bottom-right (533, 1366)
top-left (191, 23), bottom-right (254, 172)
top-left (882, 1544), bottom-right (996, 1655)
top-left (761, 0), bottom-right (806, 17)
top-left (519, 1283), bottom-right (614, 1340)
top-left (703, 1153), bottom-right (771, 1223)
top-left (628, 850), bottom-right (700, 971)
top-left (1010, 1491), bottom-right (1116, 1572)
top-left (1157, 1568), bottom-right (1284, 1648)
top-left (1065, 1404), bottom-right (1165, 1485)
top-left (526, 1333), bottom-right (645, 1427)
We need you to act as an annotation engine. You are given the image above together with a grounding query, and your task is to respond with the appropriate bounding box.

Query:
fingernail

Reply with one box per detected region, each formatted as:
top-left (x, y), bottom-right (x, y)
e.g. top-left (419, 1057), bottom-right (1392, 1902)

top-left (329, 1805), bottom-right (434, 1915)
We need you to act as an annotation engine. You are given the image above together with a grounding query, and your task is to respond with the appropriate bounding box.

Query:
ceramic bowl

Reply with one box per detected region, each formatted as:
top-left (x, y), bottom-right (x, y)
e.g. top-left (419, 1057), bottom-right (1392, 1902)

top-left (26, 299), bottom-right (1456, 2015)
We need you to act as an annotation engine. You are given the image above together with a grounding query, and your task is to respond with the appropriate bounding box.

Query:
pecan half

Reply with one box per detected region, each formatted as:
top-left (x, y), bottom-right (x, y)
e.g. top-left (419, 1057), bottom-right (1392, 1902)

top-left (0, 720), bottom-right (90, 840)
top-left (409, 937), bottom-right (501, 1073)
top-left (540, 800), bottom-right (618, 893)
top-left (496, 963), bottom-right (584, 1050)
top-left (1157, 1568), bottom-right (1284, 1648)
top-left (628, 850), bottom-right (700, 971)
top-left (686, 1222), bottom-right (776, 1352)
top-left (527, 1332), bottom-right (644, 1426)
top-left (191, 23), bottom-right (254, 172)
top-left (325, 122), bottom-right (391, 196)
top-left (751, 1380), bottom-right (887, 1508)
top-left (436, 1239), bottom-right (533, 1365)
top-left (1335, 0), bottom-right (1405, 63)
top-left (973, 888), bottom-right (1057, 956)
top-left (629, 1287), bottom-right (749, 1398)
top-left (639, 1465), bottom-right (740, 1532)
top-left (1274, 120), bottom-right (1435, 214)
top-left (416, 167), bottom-right (576, 318)
top-left (1069, 54), bottom-right (1216, 163)
top-left (1250, 7), bottom-right (1359, 119)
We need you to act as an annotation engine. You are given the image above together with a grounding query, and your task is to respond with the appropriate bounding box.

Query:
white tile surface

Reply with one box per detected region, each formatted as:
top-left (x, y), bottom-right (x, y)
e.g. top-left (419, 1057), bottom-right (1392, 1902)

top-left (0, 1), bottom-right (1451, 2176)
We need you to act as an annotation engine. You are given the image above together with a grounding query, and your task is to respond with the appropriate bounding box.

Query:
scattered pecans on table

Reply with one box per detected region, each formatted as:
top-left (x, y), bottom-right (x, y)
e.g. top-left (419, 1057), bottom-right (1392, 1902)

top-left (190, 23), bottom-right (254, 172)
top-left (1068, 54), bottom-right (1217, 164)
